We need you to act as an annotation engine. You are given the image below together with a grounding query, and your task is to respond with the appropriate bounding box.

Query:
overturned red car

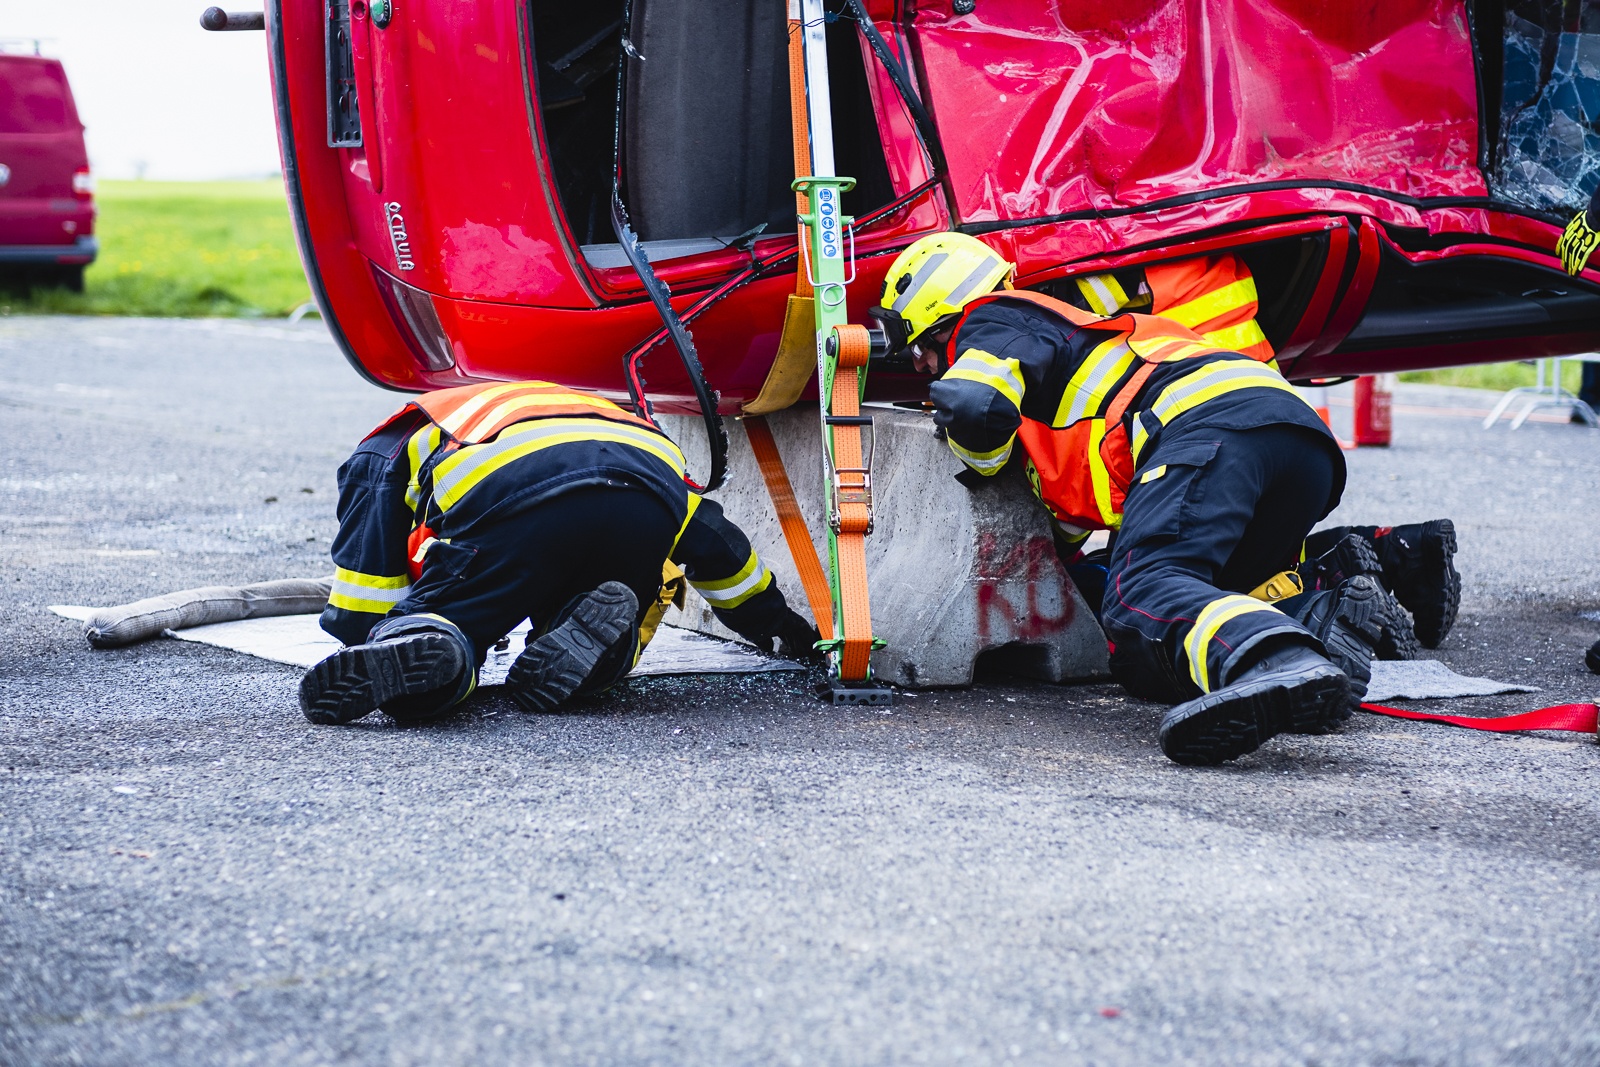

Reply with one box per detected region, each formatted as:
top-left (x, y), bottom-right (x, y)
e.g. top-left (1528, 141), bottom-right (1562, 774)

top-left (258, 0), bottom-right (1600, 407)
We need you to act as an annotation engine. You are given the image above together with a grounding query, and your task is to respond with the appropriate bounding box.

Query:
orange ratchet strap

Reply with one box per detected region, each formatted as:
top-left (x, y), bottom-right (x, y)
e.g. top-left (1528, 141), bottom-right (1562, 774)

top-left (743, 415), bottom-right (834, 641)
top-left (787, 4), bottom-right (813, 300)
top-left (828, 324), bottom-right (875, 679)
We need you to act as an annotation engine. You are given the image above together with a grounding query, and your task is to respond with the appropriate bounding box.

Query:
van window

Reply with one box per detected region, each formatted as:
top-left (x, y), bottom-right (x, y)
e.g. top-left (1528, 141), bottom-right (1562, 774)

top-left (0, 63), bottom-right (71, 134)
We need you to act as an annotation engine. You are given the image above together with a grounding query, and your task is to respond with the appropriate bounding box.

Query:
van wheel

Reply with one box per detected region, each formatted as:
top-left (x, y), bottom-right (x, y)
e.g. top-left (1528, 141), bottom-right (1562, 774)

top-left (56, 265), bottom-right (84, 293)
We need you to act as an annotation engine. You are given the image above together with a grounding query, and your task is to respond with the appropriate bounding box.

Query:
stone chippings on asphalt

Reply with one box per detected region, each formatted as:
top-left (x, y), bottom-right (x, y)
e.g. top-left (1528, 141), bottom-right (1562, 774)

top-left (2, 317), bottom-right (1599, 1066)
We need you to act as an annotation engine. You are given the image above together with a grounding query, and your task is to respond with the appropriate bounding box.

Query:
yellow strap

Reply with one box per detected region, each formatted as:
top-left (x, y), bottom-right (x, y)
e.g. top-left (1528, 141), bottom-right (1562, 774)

top-left (742, 294), bottom-right (818, 416)
top-left (636, 560), bottom-right (687, 658)
top-left (1248, 570), bottom-right (1304, 603)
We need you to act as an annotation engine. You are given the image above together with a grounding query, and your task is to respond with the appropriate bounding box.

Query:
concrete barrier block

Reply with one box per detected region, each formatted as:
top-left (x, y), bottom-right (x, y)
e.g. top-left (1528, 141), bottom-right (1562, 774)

top-left (660, 406), bottom-right (1110, 688)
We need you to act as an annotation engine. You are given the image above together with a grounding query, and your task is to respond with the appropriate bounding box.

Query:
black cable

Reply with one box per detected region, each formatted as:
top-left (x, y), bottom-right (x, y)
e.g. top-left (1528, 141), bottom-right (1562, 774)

top-left (607, 0), bottom-right (728, 492)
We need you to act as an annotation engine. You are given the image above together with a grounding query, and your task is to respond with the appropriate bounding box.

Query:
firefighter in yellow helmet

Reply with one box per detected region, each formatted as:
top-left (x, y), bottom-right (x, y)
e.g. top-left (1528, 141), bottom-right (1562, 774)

top-left (869, 233), bottom-right (1379, 766)
top-left (1060, 255), bottom-right (1460, 653)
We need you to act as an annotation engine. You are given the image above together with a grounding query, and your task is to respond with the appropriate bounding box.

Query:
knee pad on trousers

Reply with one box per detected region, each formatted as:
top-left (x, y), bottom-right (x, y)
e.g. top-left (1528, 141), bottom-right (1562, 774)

top-left (367, 612), bottom-right (476, 721)
top-left (1106, 629), bottom-right (1201, 704)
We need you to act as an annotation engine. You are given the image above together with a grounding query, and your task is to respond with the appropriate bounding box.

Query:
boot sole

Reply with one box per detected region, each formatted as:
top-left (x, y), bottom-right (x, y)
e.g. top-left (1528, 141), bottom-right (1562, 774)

top-left (507, 582), bottom-right (638, 713)
top-left (300, 633), bottom-right (465, 726)
top-left (1405, 519), bottom-right (1460, 649)
top-left (1318, 576), bottom-right (1383, 704)
top-left (1159, 664), bottom-right (1349, 766)
top-left (1373, 587), bottom-right (1423, 662)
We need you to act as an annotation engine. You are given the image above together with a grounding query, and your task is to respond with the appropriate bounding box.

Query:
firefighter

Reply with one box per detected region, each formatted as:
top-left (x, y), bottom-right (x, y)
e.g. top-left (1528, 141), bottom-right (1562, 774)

top-left (869, 233), bottom-right (1381, 766)
top-left (300, 380), bottom-right (817, 726)
top-left (1065, 254), bottom-right (1461, 651)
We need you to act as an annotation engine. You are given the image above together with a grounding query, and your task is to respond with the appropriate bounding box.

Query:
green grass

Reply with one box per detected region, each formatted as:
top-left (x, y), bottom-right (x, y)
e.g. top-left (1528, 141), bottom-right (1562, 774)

top-left (1399, 361), bottom-right (1584, 393)
top-left (6, 179), bottom-right (312, 317)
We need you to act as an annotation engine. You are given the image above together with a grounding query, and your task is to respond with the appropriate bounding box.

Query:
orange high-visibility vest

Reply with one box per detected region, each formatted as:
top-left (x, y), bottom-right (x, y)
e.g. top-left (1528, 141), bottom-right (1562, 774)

top-left (952, 291), bottom-right (1235, 532)
top-left (367, 381), bottom-right (675, 579)
top-left (1144, 253), bottom-right (1275, 362)
top-left (370, 380), bottom-right (660, 445)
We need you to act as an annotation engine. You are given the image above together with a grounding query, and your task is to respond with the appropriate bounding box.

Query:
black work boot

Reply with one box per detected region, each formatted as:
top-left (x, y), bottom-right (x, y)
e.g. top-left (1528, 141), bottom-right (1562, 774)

top-left (1299, 534), bottom-right (1421, 661)
top-left (300, 632), bottom-right (467, 726)
top-left (1279, 575), bottom-right (1387, 714)
top-left (1368, 521), bottom-right (1460, 648)
top-left (1159, 642), bottom-right (1349, 766)
top-left (1586, 638), bottom-right (1600, 675)
top-left (507, 582), bottom-right (639, 713)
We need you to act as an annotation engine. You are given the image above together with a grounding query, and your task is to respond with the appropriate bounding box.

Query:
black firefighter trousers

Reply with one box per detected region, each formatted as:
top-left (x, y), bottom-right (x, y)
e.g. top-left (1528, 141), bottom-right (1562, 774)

top-left (1099, 422), bottom-right (1343, 703)
top-left (372, 485), bottom-right (680, 720)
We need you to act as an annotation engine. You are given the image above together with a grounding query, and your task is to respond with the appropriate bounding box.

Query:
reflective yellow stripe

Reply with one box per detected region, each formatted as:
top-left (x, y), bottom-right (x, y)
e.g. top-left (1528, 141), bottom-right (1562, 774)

top-left (671, 492), bottom-right (702, 554)
top-left (945, 349), bottom-right (1024, 411)
top-left (1139, 464), bottom-right (1167, 484)
top-left (1131, 413), bottom-right (1150, 465)
top-left (1075, 273), bottom-right (1129, 316)
top-left (693, 548), bottom-right (773, 609)
top-left (333, 567), bottom-right (409, 590)
top-left (1052, 519), bottom-right (1090, 553)
top-left (404, 423), bottom-right (444, 512)
top-left (1185, 594), bottom-right (1282, 692)
top-left (435, 383), bottom-right (527, 436)
top-left (1147, 359), bottom-right (1301, 427)
top-left (1162, 276), bottom-right (1258, 329)
top-left (1055, 337), bottom-right (1136, 426)
top-left (948, 433), bottom-right (1014, 474)
top-left (1203, 318), bottom-right (1268, 353)
top-left (458, 393), bottom-right (621, 439)
top-left (328, 567), bottom-right (411, 615)
top-left (431, 418), bottom-right (687, 511)
top-left (1086, 418), bottom-right (1116, 526)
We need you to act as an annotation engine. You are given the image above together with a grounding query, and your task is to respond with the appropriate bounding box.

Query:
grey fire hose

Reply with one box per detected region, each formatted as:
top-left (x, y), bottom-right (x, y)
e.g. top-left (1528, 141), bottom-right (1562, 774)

top-left (84, 577), bottom-right (333, 648)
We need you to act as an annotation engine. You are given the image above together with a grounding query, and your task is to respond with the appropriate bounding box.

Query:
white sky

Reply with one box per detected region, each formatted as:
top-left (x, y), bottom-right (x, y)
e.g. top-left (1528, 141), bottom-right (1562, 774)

top-left (0, 0), bottom-right (282, 180)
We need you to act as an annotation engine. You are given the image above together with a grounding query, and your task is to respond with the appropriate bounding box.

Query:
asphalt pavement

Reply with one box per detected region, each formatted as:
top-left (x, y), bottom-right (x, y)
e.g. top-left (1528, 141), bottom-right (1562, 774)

top-left (3, 316), bottom-right (1599, 1066)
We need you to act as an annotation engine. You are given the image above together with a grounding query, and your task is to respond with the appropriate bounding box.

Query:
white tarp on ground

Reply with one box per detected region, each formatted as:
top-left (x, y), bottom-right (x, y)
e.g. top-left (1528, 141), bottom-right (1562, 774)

top-left (49, 607), bottom-right (803, 683)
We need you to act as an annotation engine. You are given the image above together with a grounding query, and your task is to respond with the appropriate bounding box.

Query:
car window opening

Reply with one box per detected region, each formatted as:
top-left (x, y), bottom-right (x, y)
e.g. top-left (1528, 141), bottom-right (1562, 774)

top-left (527, 0), bottom-right (892, 268)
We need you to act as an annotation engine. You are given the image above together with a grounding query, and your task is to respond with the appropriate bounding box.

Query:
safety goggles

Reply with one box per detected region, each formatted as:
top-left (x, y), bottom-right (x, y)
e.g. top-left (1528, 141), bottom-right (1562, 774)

top-left (864, 305), bottom-right (912, 358)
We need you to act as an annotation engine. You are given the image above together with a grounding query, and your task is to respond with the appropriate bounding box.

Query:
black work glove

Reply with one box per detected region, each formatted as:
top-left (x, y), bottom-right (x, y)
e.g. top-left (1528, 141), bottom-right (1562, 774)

top-left (767, 609), bottom-right (823, 662)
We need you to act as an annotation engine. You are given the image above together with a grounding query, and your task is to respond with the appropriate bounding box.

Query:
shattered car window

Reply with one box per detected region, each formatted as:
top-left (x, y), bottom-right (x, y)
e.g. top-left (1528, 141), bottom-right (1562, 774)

top-left (1493, 1), bottom-right (1600, 212)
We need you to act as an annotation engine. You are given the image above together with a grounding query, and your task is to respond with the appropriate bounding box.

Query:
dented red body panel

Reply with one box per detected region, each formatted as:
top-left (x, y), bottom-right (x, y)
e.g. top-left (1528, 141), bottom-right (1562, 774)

top-left (264, 0), bottom-right (1600, 407)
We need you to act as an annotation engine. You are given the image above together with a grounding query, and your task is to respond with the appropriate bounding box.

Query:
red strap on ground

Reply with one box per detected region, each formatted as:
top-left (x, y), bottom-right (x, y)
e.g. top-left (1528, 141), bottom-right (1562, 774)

top-left (1360, 702), bottom-right (1598, 734)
